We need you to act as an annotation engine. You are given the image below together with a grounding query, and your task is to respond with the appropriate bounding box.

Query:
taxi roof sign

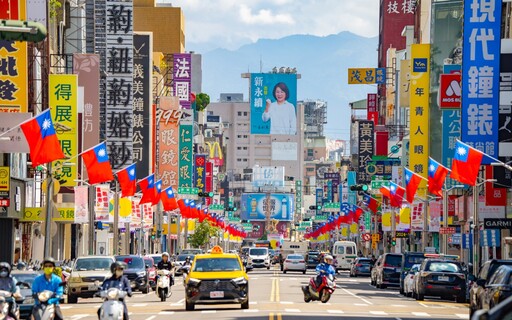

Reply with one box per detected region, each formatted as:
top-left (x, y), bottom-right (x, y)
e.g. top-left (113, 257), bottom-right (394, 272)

top-left (210, 245), bottom-right (223, 254)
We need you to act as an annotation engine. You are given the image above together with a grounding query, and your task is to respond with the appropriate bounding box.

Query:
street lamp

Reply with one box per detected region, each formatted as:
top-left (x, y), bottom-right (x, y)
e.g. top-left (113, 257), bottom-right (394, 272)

top-left (441, 185), bottom-right (464, 254)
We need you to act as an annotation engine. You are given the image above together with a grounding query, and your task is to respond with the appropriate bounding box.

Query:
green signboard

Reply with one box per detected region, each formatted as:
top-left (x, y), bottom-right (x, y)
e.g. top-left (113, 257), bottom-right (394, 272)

top-left (178, 125), bottom-right (193, 187)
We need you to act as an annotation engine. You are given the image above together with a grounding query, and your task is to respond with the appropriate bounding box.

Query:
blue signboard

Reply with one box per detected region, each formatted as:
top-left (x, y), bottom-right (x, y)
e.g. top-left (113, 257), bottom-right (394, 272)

top-left (480, 229), bottom-right (501, 247)
top-left (240, 193), bottom-right (294, 221)
top-left (442, 110), bottom-right (461, 188)
top-left (461, 0), bottom-right (502, 163)
top-left (462, 233), bottom-right (473, 249)
top-left (250, 73), bottom-right (297, 135)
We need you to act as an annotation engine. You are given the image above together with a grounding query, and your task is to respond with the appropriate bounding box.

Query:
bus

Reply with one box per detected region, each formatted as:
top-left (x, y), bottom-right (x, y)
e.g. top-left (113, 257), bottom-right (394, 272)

top-left (332, 241), bottom-right (357, 271)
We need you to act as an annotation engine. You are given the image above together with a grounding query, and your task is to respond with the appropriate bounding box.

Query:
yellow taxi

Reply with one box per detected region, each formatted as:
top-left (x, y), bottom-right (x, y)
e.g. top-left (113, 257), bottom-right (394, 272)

top-left (183, 245), bottom-right (249, 311)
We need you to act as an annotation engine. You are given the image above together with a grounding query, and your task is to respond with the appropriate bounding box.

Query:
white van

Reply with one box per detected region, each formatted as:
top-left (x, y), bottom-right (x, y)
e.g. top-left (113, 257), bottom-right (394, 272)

top-left (247, 247), bottom-right (270, 270)
top-left (332, 241), bottom-right (358, 271)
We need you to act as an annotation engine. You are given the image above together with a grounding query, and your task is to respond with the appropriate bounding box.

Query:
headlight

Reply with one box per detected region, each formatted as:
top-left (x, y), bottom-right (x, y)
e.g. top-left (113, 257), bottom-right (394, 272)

top-left (69, 277), bottom-right (81, 283)
top-left (187, 278), bottom-right (201, 287)
top-left (23, 297), bottom-right (35, 304)
top-left (137, 271), bottom-right (146, 277)
top-left (232, 277), bottom-right (248, 285)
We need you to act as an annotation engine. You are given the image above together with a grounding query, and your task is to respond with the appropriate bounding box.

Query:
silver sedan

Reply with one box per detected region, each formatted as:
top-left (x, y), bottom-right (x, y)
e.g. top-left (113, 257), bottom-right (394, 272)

top-left (283, 254), bottom-right (307, 274)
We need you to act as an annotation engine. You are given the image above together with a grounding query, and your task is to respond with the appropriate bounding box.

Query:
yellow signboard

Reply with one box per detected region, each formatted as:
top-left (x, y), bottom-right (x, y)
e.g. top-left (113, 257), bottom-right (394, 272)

top-left (22, 206), bottom-right (75, 222)
top-left (409, 44), bottom-right (430, 197)
top-left (0, 167), bottom-right (9, 193)
top-left (348, 68), bottom-right (385, 84)
top-left (49, 75), bottom-right (78, 188)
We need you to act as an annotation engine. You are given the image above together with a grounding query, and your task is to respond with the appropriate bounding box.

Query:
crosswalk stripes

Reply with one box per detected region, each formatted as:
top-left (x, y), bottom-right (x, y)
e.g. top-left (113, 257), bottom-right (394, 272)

top-left (412, 312), bottom-right (431, 317)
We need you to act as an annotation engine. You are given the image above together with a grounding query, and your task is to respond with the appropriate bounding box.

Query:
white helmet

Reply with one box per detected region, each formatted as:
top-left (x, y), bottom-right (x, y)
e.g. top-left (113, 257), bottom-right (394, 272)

top-left (324, 255), bottom-right (334, 264)
top-left (162, 252), bottom-right (170, 259)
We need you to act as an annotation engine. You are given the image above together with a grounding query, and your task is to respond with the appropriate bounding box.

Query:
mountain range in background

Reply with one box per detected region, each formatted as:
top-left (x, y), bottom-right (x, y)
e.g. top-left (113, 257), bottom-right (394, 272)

top-left (189, 31), bottom-right (379, 141)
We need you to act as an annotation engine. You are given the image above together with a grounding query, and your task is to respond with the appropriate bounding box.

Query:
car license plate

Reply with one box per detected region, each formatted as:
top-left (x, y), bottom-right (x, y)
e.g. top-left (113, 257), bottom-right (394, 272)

top-left (88, 284), bottom-right (98, 291)
top-left (438, 276), bottom-right (449, 282)
top-left (293, 261), bottom-right (298, 264)
top-left (210, 291), bottom-right (224, 298)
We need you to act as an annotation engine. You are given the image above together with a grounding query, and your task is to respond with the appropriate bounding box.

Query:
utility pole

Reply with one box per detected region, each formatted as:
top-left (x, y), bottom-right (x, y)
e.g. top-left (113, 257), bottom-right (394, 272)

top-left (113, 180), bottom-right (119, 256)
top-left (43, 163), bottom-right (53, 258)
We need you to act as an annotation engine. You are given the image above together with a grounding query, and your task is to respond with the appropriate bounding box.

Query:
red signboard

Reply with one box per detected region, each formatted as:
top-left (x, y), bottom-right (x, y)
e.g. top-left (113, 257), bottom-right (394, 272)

top-left (375, 131), bottom-right (388, 156)
top-left (439, 74), bottom-right (461, 108)
top-left (367, 94), bottom-right (379, 126)
top-left (485, 165), bottom-right (507, 206)
top-left (439, 227), bottom-right (456, 234)
top-left (204, 161), bottom-right (213, 206)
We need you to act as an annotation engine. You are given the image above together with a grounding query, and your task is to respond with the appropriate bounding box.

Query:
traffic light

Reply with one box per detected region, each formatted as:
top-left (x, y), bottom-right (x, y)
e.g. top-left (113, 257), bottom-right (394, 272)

top-left (308, 205), bottom-right (322, 210)
top-left (0, 20), bottom-right (47, 43)
top-left (226, 206), bottom-right (237, 212)
top-left (391, 237), bottom-right (396, 246)
top-left (151, 231), bottom-right (156, 240)
top-left (350, 184), bottom-right (369, 192)
top-left (198, 191), bottom-right (214, 197)
top-left (157, 230), bottom-right (162, 238)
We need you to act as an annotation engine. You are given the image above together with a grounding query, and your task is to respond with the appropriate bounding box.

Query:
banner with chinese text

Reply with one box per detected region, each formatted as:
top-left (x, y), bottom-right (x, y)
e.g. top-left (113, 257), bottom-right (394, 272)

top-left (157, 96), bottom-right (181, 189)
top-left (178, 124), bottom-right (193, 187)
top-left (173, 53), bottom-right (192, 109)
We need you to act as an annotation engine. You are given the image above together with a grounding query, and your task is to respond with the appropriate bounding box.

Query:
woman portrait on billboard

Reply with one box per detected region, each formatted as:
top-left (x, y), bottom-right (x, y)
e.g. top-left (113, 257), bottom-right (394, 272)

top-left (262, 82), bottom-right (297, 135)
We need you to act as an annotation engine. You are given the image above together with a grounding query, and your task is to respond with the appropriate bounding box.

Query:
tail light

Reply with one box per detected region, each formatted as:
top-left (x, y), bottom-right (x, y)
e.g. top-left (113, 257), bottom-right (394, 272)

top-left (456, 274), bottom-right (466, 280)
top-left (285, 260), bottom-right (291, 263)
top-left (454, 286), bottom-right (461, 290)
top-left (299, 260), bottom-right (305, 263)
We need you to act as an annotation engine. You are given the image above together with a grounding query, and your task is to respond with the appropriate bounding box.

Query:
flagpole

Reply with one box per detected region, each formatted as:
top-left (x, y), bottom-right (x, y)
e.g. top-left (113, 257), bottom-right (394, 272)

top-left (43, 162), bottom-right (54, 258)
top-left (113, 179), bottom-right (120, 256)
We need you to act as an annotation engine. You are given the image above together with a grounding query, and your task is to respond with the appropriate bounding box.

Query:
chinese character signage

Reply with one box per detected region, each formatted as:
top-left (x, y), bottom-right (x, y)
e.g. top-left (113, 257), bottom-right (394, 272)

top-left (0, 0), bottom-right (27, 113)
top-left (439, 73), bottom-right (461, 108)
top-left (240, 193), bottom-right (294, 221)
top-left (157, 96), bottom-right (181, 189)
top-left (385, 0), bottom-right (416, 14)
top-left (409, 44), bottom-right (430, 197)
top-left (105, 0), bottom-right (133, 169)
top-left (178, 124), bottom-right (193, 187)
top-left (442, 110), bottom-right (461, 188)
top-left (74, 185), bottom-right (89, 224)
top-left (0, 167), bottom-right (9, 207)
top-left (348, 68), bottom-right (385, 84)
top-left (49, 74), bottom-right (78, 188)
top-left (252, 166), bottom-right (285, 187)
top-left (250, 73), bottom-right (297, 135)
top-left (366, 159), bottom-right (401, 177)
top-left (461, 0), bottom-right (502, 163)
top-left (194, 154), bottom-right (206, 194)
top-left (132, 33), bottom-right (152, 178)
top-left (358, 120), bottom-right (374, 184)
top-left (173, 53), bottom-right (192, 109)
top-left (367, 93), bottom-right (378, 125)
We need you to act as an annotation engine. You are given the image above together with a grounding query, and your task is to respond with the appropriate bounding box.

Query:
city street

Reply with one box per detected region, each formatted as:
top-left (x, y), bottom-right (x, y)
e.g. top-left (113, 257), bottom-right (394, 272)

top-left (61, 266), bottom-right (470, 320)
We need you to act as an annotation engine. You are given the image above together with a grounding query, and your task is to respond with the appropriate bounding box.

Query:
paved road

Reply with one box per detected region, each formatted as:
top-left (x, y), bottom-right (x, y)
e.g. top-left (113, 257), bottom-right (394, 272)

top-left (61, 266), bottom-right (470, 319)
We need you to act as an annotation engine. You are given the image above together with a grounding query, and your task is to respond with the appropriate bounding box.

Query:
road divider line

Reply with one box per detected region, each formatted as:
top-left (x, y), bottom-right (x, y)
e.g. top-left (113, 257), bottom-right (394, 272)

top-left (269, 312), bottom-right (274, 320)
top-left (341, 288), bottom-right (373, 305)
top-left (177, 298), bottom-right (185, 304)
top-left (327, 310), bottom-right (344, 314)
top-left (456, 314), bottom-right (469, 319)
top-left (145, 316), bottom-right (156, 320)
top-left (277, 313), bottom-right (282, 320)
top-left (276, 275), bottom-right (280, 302)
top-left (412, 312), bottom-right (430, 317)
top-left (158, 311), bottom-right (175, 315)
top-left (369, 311), bottom-right (388, 315)
top-left (284, 308), bottom-right (300, 313)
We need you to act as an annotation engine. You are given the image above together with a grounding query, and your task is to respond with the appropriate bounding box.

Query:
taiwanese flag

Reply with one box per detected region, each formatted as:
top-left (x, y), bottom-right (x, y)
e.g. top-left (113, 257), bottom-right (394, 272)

top-left (187, 200), bottom-right (196, 219)
top-left (152, 180), bottom-right (162, 206)
top-left (380, 186), bottom-right (391, 201)
top-left (428, 157), bottom-right (449, 197)
top-left (404, 167), bottom-right (422, 203)
top-left (81, 142), bottom-right (114, 185)
top-left (116, 163), bottom-right (136, 198)
top-left (161, 186), bottom-right (179, 211)
top-left (450, 140), bottom-right (484, 186)
top-left (389, 182), bottom-right (405, 207)
top-left (20, 109), bottom-right (65, 167)
top-left (177, 198), bottom-right (188, 218)
top-left (138, 174), bottom-right (155, 205)
top-left (363, 194), bottom-right (379, 213)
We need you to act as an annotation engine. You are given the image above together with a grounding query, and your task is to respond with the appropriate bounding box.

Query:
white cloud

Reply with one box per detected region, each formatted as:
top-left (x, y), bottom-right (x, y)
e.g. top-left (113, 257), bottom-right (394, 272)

top-left (239, 4), bottom-right (295, 25)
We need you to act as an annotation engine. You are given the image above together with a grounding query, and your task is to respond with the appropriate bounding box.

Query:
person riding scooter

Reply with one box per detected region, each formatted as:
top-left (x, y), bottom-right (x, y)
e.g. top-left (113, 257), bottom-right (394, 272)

top-left (31, 257), bottom-right (64, 320)
top-left (0, 262), bottom-right (22, 320)
top-left (314, 255), bottom-right (336, 288)
top-left (156, 252), bottom-right (174, 285)
top-left (97, 262), bottom-right (132, 320)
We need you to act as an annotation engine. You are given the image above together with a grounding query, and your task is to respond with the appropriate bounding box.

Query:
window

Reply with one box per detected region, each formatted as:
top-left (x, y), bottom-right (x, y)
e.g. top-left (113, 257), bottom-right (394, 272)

top-left (243, 135), bottom-right (248, 138)
top-left (238, 112), bottom-right (242, 116)
top-left (237, 147), bottom-right (241, 150)
top-left (243, 147), bottom-right (248, 150)
top-left (427, 262), bottom-right (461, 273)
top-left (237, 158), bottom-right (242, 162)
top-left (193, 258), bottom-right (241, 272)
top-left (243, 112), bottom-right (248, 116)
top-left (243, 158), bottom-right (248, 162)
top-left (307, 149), bottom-right (314, 157)
top-left (307, 168), bottom-right (314, 172)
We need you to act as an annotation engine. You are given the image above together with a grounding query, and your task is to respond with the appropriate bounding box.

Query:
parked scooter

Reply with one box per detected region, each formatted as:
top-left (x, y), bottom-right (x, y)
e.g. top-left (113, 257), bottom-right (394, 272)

top-left (98, 288), bottom-right (128, 320)
top-left (155, 270), bottom-right (172, 302)
top-left (31, 290), bottom-right (57, 320)
top-left (302, 273), bottom-right (336, 303)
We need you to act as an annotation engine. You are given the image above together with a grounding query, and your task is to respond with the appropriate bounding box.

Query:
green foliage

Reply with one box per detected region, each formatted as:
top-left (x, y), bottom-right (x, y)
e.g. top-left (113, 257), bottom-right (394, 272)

top-left (49, 0), bottom-right (62, 21)
top-left (195, 93), bottom-right (210, 112)
top-left (188, 221), bottom-right (218, 249)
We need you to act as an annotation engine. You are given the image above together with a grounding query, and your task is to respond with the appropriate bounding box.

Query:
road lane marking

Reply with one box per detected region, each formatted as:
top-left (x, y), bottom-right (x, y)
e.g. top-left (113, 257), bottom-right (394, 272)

top-left (370, 311), bottom-right (388, 315)
top-left (284, 309), bottom-right (301, 313)
top-left (158, 311), bottom-right (175, 315)
top-left (456, 314), bottom-right (469, 319)
top-left (249, 301), bottom-right (258, 305)
top-left (327, 310), bottom-right (344, 314)
top-left (243, 309), bottom-right (259, 312)
top-left (270, 277), bottom-right (276, 302)
top-left (341, 288), bottom-right (373, 305)
top-left (145, 316), bottom-right (156, 320)
top-left (177, 298), bottom-right (185, 304)
top-left (276, 275), bottom-right (280, 302)
top-left (170, 303), bottom-right (182, 306)
top-left (132, 303), bottom-right (148, 307)
top-left (412, 312), bottom-right (430, 317)
top-left (280, 301), bottom-right (293, 304)
top-left (354, 303), bottom-right (369, 306)
top-left (391, 305), bottom-right (407, 307)
top-left (201, 310), bottom-right (216, 313)
top-left (60, 306), bottom-right (73, 309)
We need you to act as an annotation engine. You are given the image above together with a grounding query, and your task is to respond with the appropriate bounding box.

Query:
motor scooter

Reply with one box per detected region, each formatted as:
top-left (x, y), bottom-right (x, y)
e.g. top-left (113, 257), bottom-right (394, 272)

top-left (31, 290), bottom-right (57, 320)
top-left (98, 288), bottom-right (128, 320)
top-left (301, 273), bottom-right (336, 303)
top-left (155, 270), bottom-right (172, 302)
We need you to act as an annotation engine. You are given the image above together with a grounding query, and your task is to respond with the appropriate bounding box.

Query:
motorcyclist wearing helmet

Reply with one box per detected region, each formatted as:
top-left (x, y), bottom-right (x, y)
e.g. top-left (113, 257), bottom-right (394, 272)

top-left (97, 261), bottom-right (132, 320)
top-left (0, 262), bottom-right (22, 320)
top-left (156, 252), bottom-right (174, 286)
top-left (31, 257), bottom-right (64, 320)
top-left (183, 256), bottom-right (192, 266)
top-left (314, 254), bottom-right (336, 288)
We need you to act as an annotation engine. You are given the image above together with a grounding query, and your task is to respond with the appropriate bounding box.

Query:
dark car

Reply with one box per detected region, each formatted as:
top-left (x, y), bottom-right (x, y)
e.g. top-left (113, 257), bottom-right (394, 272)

top-left (480, 265), bottom-right (512, 311)
top-left (349, 258), bottom-right (372, 277)
top-left (472, 294), bottom-right (512, 320)
top-left (306, 251), bottom-right (320, 269)
top-left (374, 253), bottom-right (403, 289)
top-left (414, 258), bottom-right (466, 303)
top-left (143, 257), bottom-right (157, 290)
top-left (115, 255), bottom-right (150, 293)
top-left (470, 259), bottom-right (512, 316)
top-left (399, 252), bottom-right (426, 295)
top-left (11, 271), bottom-right (40, 320)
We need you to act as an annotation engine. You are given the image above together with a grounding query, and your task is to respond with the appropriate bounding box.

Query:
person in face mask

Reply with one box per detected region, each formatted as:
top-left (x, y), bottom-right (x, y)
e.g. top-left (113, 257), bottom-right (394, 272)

top-left (0, 262), bottom-right (22, 320)
top-left (31, 257), bottom-right (64, 320)
top-left (97, 261), bottom-right (132, 320)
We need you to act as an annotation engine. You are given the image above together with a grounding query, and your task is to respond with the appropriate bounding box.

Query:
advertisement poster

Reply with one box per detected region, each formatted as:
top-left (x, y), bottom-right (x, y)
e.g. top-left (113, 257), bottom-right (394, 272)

top-left (95, 184), bottom-right (110, 222)
top-left (240, 193), bottom-right (294, 221)
top-left (74, 186), bottom-right (89, 224)
top-left (250, 73), bottom-right (297, 135)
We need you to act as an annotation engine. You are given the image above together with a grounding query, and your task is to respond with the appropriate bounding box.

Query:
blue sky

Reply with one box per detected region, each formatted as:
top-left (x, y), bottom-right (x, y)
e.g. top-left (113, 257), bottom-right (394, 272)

top-left (164, 0), bottom-right (380, 51)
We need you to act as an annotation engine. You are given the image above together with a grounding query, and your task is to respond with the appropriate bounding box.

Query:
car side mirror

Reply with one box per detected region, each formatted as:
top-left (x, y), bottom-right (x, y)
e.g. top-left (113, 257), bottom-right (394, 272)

top-left (145, 265), bottom-right (149, 269)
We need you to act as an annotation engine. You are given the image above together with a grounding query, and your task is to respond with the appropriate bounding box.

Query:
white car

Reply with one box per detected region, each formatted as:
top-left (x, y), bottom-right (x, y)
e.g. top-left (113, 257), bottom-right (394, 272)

top-left (283, 254), bottom-right (307, 274)
top-left (404, 264), bottom-right (421, 297)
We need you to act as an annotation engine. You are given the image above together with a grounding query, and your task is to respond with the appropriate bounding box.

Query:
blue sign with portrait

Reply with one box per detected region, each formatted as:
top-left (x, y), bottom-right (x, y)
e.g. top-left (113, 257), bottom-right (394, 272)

top-left (461, 0), bottom-right (502, 163)
top-left (240, 193), bottom-right (294, 221)
top-left (250, 73), bottom-right (297, 135)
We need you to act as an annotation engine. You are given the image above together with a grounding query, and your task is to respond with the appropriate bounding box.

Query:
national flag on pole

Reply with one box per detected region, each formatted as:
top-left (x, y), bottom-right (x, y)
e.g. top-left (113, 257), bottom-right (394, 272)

top-left (138, 174), bottom-right (155, 205)
top-left (81, 142), bottom-right (114, 185)
top-left (450, 140), bottom-right (484, 186)
top-left (428, 157), bottom-right (449, 197)
top-left (389, 182), bottom-right (405, 207)
top-left (152, 180), bottom-right (162, 205)
top-left (380, 186), bottom-right (391, 201)
top-left (20, 109), bottom-right (65, 167)
top-left (116, 163), bottom-right (136, 198)
top-left (161, 186), bottom-right (179, 211)
top-left (363, 194), bottom-right (379, 213)
top-left (404, 167), bottom-right (422, 203)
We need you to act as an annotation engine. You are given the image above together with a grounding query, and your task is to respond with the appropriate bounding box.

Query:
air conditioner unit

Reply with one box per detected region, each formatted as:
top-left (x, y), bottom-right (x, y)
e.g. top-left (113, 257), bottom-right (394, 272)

top-left (204, 129), bottom-right (213, 138)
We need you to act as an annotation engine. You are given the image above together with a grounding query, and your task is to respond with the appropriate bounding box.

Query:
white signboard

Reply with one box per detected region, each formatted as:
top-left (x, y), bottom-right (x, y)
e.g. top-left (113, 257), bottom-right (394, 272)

top-left (0, 113), bottom-right (30, 153)
top-left (252, 166), bottom-right (285, 187)
top-left (271, 142), bottom-right (297, 161)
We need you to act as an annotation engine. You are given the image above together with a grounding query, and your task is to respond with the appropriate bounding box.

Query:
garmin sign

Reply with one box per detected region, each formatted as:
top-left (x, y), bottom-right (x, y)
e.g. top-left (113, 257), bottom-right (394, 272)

top-left (484, 219), bottom-right (512, 229)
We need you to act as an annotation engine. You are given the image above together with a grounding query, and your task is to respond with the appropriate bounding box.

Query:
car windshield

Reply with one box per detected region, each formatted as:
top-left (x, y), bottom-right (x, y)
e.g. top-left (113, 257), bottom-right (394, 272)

top-left (12, 273), bottom-right (38, 286)
top-left (249, 248), bottom-right (267, 256)
top-left (178, 255), bottom-right (194, 261)
top-left (144, 259), bottom-right (153, 267)
top-left (385, 255), bottom-right (402, 267)
top-left (193, 258), bottom-right (241, 272)
top-left (427, 262), bottom-right (461, 273)
top-left (151, 256), bottom-right (162, 265)
top-left (405, 255), bottom-right (425, 268)
top-left (116, 256), bottom-right (145, 269)
top-left (288, 255), bottom-right (303, 260)
top-left (74, 258), bottom-right (112, 271)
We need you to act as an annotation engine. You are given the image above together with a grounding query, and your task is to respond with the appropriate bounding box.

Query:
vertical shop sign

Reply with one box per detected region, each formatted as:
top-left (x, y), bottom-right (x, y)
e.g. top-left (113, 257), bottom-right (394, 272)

top-left (157, 96), bottom-right (181, 189)
top-left (173, 53), bottom-right (192, 109)
top-left (178, 124), bottom-right (193, 187)
top-left (358, 120), bottom-right (374, 184)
